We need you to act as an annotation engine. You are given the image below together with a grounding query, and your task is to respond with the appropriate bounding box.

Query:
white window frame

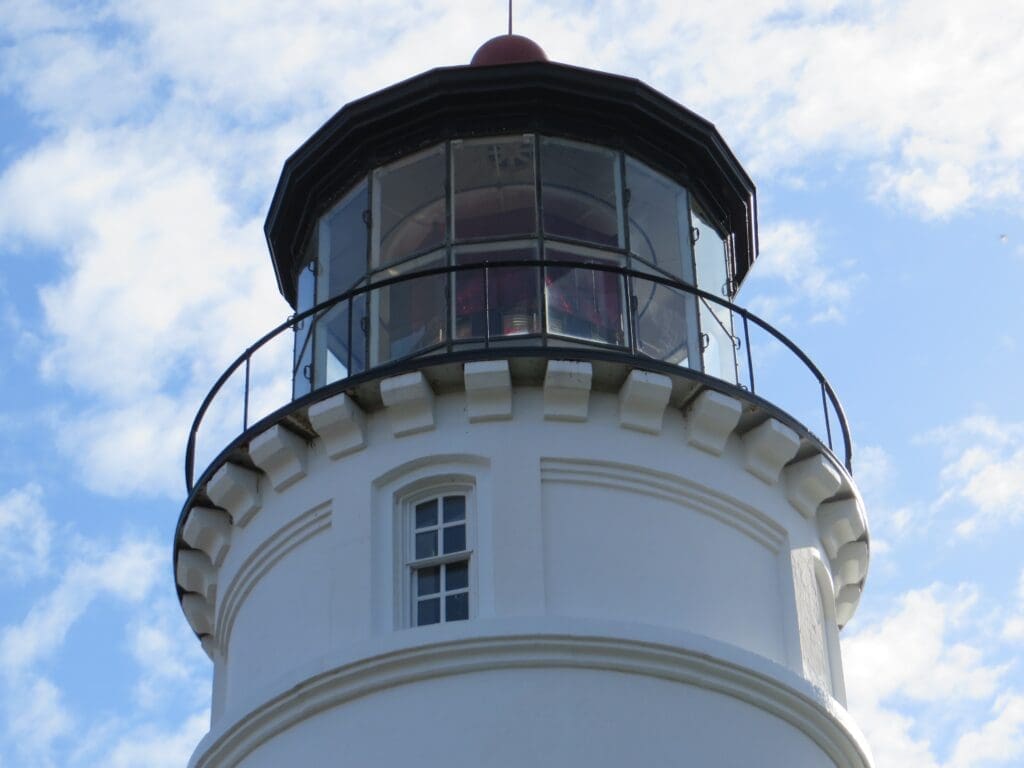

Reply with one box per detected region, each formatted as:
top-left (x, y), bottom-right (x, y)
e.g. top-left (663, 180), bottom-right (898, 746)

top-left (400, 480), bottom-right (476, 628)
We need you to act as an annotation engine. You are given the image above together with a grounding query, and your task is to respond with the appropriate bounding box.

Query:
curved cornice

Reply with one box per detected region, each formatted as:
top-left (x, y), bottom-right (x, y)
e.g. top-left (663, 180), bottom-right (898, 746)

top-left (190, 624), bottom-right (873, 768)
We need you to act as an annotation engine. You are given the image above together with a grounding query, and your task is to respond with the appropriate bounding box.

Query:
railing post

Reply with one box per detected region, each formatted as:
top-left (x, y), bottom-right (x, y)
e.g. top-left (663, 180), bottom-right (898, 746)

top-left (820, 379), bottom-right (833, 451)
top-left (743, 314), bottom-right (755, 394)
top-left (243, 356), bottom-right (251, 431)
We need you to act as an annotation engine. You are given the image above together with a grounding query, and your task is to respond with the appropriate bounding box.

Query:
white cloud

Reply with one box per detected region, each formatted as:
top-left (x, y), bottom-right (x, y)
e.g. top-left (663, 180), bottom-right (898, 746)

top-left (4, 675), bottom-right (73, 768)
top-left (85, 711), bottom-right (208, 768)
top-left (127, 598), bottom-right (208, 711)
top-left (0, 483), bottom-right (52, 582)
top-left (0, 536), bottom-right (162, 675)
top-left (923, 415), bottom-right (1024, 536)
top-left (844, 584), bottom-right (1024, 768)
top-left (743, 219), bottom-right (858, 323)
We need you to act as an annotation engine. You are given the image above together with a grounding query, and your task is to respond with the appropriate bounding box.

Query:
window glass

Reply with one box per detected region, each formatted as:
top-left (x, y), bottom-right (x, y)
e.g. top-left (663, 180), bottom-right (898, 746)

top-left (692, 202), bottom-right (737, 383)
top-left (318, 182), bottom-right (368, 304)
top-left (373, 146), bottom-right (447, 267)
top-left (453, 136), bottom-right (536, 240)
top-left (626, 158), bottom-right (694, 283)
top-left (541, 138), bottom-right (622, 248)
top-left (293, 248), bottom-right (316, 399)
top-left (453, 243), bottom-right (540, 340)
top-left (410, 493), bottom-right (471, 626)
top-left (632, 276), bottom-right (699, 366)
top-left (546, 265), bottom-right (627, 347)
top-left (370, 252), bottom-right (447, 366)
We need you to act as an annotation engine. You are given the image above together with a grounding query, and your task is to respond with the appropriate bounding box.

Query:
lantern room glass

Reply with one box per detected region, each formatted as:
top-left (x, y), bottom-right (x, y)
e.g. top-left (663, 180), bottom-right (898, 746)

top-left (294, 134), bottom-right (740, 397)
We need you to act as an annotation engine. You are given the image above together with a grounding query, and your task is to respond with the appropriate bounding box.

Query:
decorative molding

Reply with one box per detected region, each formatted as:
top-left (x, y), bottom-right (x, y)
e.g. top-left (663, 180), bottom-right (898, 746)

top-left (207, 463), bottom-right (262, 527)
top-left (464, 360), bottom-right (513, 422)
top-left (308, 392), bottom-right (367, 459)
top-left (540, 458), bottom-right (786, 552)
top-left (216, 503), bottom-right (333, 652)
top-left (177, 550), bottom-right (218, 604)
top-left (832, 542), bottom-right (869, 590)
top-left (685, 390), bottom-right (742, 455)
top-left (742, 419), bottom-right (800, 484)
top-left (784, 455), bottom-right (842, 519)
top-left (543, 360), bottom-right (592, 421)
top-left (182, 506), bottom-right (232, 566)
top-left (181, 593), bottom-right (214, 637)
top-left (835, 585), bottom-right (862, 628)
top-left (817, 498), bottom-right (867, 560)
top-left (192, 631), bottom-right (872, 768)
top-left (380, 372), bottom-right (435, 436)
top-left (249, 425), bottom-right (308, 492)
top-left (617, 370), bottom-right (672, 434)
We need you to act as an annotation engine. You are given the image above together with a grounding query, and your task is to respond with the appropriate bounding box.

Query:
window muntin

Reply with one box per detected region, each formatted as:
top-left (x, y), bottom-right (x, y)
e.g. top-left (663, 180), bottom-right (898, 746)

top-left (454, 242), bottom-right (541, 340)
top-left (410, 495), bottom-right (471, 626)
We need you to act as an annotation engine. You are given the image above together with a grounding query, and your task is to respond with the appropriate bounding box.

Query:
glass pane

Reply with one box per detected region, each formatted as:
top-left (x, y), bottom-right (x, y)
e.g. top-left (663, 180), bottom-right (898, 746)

top-left (350, 291), bottom-right (368, 375)
top-left (417, 566), bottom-right (440, 596)
top-left (443, 524), bottom-right (466, 554)
top-left (372, 270), bottom-right (447, 365)
top-left (415, 530), bottom-right (438, 560)
top-left (374, 146), bottom-right (446, 267)
top-left (443, 496), bottom-right (465, 523)
top-left (315, 299), bottom-right (352, 387)
top-left (546, 266), bottom-right (627, 347)
top-left (415, 499), bottom-right (438, 529)
top-left (541, 138), bottom-right (622, 248)
top-left (293, 245), bottom-right (317, 399)
top-left (633, 276), bottom-right (698, 366)
top-left (626, 158), bottom-right (693, 282)
top-left (417, 597), bottom-right (440, 626)
top-left (318, 182), bottom-right (369, 303)
top-left (453, 136), bottom-right (536, 240)
top-left (445, 592), bottom-right (469, 622)
top-left (454, 244), bottom-right (540, 340)
top-left (445, 560), bottom-right (468, 590)
top-left (693, 203), bottom-right (737, 383)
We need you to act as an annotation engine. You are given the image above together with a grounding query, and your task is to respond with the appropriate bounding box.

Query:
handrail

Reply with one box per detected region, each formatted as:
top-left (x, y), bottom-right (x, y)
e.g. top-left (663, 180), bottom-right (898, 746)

top-left (185, 258), bottom-right (853, 490)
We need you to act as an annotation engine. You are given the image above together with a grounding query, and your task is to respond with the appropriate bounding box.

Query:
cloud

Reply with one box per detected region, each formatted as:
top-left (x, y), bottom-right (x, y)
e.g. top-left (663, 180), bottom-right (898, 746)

top-left (0, 536), bottom-right (163, 675)
top-left (922, 415), bottom-right (1024, 536)
top-left (3, 675), bottom-right (74, 768)
top-left (844, 584), bottom-right (1024, 768)
top-left (127, 598), bottom-right (209, 711)
top-left (0, 483), bottom-right (52, 582)
top-left (743, 219), bottom-right (858, 323)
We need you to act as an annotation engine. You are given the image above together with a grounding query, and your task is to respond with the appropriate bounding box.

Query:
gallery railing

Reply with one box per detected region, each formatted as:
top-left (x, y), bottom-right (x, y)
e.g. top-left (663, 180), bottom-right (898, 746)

top-left (184, 259), bottom-right (852, 492)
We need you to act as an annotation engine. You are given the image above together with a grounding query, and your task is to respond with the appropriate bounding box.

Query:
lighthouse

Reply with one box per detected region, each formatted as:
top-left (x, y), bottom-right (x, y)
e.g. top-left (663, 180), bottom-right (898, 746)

top-left (174, 35), bottom-right (873, 767)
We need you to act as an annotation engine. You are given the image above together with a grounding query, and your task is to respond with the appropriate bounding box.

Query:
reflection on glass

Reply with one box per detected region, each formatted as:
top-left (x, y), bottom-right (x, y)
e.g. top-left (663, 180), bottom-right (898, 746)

top-left (373, 146), bottom-right (446, 267)
top-left (541, 138), bottom-right (622, 247)
top-left (626, 158), bottom-right (693, 282)
top-left (445, 593), bottom-right (468, 621)
top-left (417, 566), bottom-right (440, 596)
top-left (415, 530), bottom-right (437, 560)
top-left (443, 496), bottom-right (465, 523)
top-left (443, 525), bottom-right (466, 554)
top-left (293, 239), bottom-right (317, 399)
top-left (692, 202), bottom-right (737, 383)
top-left (416, 499), bottom-right (438, 528)
top-left (371, 262), bottom-right (447, 366)
top-left (314, 300), bottom-right (353, 387)
top-left (633, 277), bottom-right (697, 366)
top-left (453, 136), bottom-right (536, 240)
top-left (417, 598), bottom-right (440, 626)
top-left (318, 182), bottom-right (368, 304)
top-left (546, 266), bottom-right (627, 347)
top-left (446, 561), bottom-right (468, 590)
top-left (454, 244), bottom-right (540, 340)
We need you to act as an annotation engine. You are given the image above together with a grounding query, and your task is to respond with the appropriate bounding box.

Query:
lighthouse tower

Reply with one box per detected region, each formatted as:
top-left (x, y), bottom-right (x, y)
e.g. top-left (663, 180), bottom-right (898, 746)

top-left (175, 36), bottom-right (873, 768)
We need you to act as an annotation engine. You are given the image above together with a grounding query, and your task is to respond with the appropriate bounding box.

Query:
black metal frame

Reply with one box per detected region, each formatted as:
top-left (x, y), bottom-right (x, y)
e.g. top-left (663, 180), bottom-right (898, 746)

top-left (184, 258), bottom-right (852, 495)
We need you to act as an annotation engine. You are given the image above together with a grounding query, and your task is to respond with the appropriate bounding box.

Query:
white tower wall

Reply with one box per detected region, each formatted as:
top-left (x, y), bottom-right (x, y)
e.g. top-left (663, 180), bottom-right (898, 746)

top-left (180, 361), bottom-right (871, 767)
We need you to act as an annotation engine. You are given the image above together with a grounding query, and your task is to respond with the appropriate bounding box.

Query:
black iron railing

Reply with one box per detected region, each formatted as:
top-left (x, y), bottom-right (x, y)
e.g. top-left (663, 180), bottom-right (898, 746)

top-left (184, 259), bottom-right (852, 492)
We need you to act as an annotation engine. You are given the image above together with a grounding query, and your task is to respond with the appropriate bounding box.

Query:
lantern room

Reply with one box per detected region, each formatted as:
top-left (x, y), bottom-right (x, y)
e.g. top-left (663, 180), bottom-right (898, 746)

top-left (265, 39), bottom-right (759, 410)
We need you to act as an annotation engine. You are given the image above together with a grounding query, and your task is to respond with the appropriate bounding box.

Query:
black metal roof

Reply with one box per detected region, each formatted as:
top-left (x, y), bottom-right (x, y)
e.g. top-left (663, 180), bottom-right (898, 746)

top-left (265, 60), bottom-right (758, 307)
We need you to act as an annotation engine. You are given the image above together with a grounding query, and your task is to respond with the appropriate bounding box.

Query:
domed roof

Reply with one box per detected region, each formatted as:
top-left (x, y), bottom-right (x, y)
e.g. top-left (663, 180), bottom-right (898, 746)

top-left (470, 34), bottom-right (548, 66)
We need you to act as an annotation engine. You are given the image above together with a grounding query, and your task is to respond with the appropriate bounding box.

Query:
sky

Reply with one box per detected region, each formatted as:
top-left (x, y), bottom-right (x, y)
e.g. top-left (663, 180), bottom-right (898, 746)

top-left (0, 0), bottom-right (1023, 765)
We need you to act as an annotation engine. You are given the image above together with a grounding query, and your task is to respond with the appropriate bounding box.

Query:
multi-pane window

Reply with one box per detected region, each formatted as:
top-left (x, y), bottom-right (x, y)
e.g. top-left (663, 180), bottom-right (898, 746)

top-left (410, 495), bottom-right (470, 626)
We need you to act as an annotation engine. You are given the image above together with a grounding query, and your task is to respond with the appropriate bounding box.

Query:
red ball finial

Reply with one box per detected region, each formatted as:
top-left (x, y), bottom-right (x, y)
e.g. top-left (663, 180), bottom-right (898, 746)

top-left (470, 35), bottom-right (548, 66)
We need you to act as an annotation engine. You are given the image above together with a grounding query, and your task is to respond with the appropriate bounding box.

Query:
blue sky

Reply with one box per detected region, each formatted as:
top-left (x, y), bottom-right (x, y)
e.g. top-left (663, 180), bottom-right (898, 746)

top-left (1, 1), bottom-right (1023, 765)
